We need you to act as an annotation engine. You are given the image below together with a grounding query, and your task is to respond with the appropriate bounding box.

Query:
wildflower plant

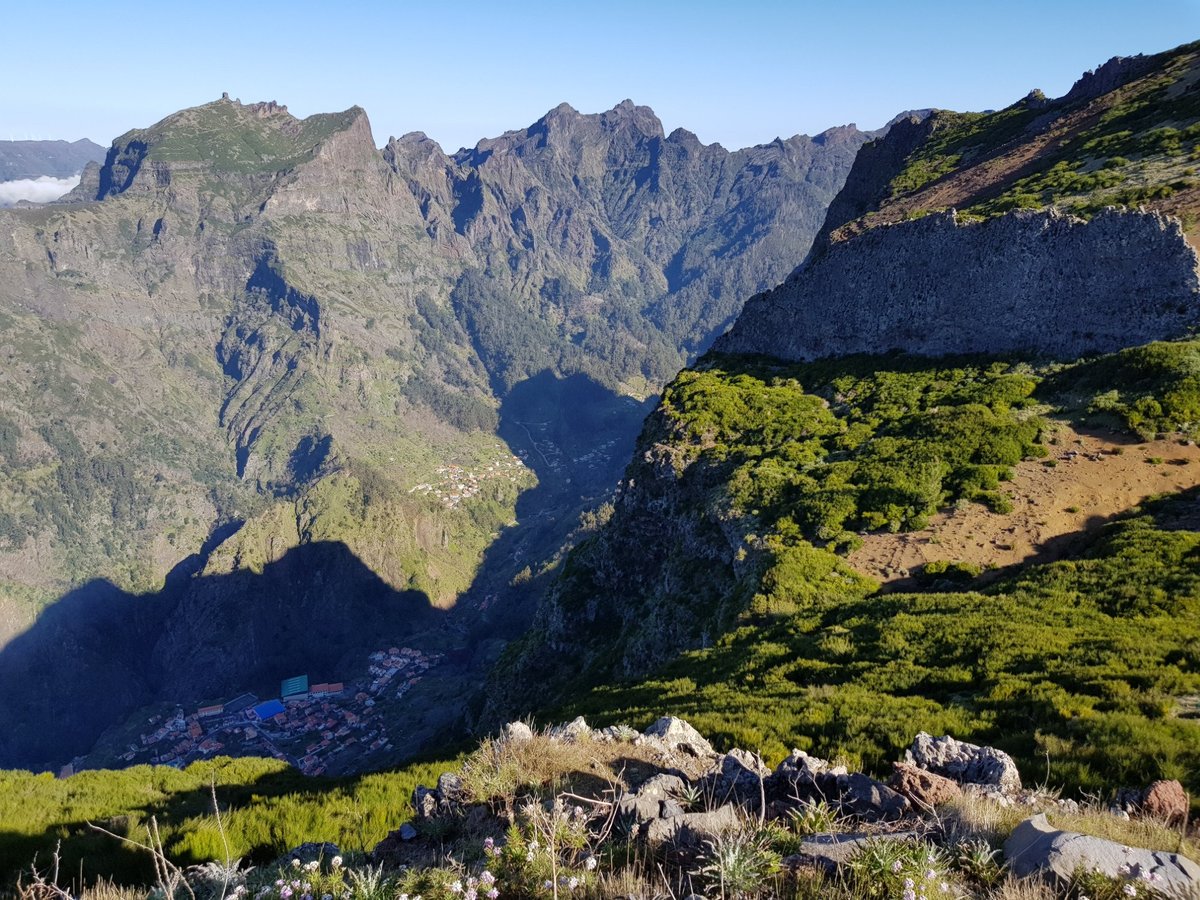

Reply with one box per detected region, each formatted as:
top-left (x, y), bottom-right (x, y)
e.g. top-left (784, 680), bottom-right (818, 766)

top-left (952, 837), bottom-right (1005, 888)
top-left (488, 798), bottom-right (598, 898)
top-left (248, 857), bottom-right (348, 900)
top-left (785, 799), bottom-right (843, 836)
top-left (1069, 861), bottom-right (1173, 900)
top-left (846, 839), bottom-right (962, 900)
top-left (694, 827), bottom-right (781, 899)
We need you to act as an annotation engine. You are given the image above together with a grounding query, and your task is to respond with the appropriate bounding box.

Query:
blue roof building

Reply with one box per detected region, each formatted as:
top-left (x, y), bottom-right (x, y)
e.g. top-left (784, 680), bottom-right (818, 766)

top-left (253, 699), bottom-right (286, 720)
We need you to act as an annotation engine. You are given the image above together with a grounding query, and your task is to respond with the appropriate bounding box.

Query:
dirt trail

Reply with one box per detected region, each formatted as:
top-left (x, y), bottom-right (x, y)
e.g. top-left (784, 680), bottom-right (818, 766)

top-left (847, 422), bottom-right (1200, 586)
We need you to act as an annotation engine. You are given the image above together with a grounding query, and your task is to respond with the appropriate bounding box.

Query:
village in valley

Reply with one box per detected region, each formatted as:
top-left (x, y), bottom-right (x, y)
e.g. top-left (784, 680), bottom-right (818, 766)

top-left (408, 450), bottom-right (530, 509)
top-left (68, 647), bottom-right (443, 778)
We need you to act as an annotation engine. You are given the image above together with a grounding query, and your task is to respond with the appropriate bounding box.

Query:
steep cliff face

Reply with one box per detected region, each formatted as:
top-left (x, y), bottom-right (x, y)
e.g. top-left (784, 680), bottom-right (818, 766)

top-left (384, 102), bottom-right (879, 390)
top-left (717, 208), bottom-right (1200, 361)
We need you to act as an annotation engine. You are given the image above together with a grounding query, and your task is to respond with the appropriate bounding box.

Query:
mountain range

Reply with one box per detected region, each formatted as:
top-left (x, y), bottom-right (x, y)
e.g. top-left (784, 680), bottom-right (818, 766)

top-left (0, 95), bottom-right (879, 770)
top-left (2, 36), bottom-right (1200, 896)
top-left (0, 138), bottom-right (105, 181)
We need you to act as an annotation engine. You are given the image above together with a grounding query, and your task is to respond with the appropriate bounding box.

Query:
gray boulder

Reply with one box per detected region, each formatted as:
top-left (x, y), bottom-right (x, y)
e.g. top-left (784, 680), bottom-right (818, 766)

top-left (499, 721), bottom-right (534, 744)
top-left (1005, 814), bottom-right (1200, 897)
top-left (549, 716), bottom-right (592, 742)
top-left (645, 804), bottom-right (739, 849)
top-left (905, 732), bottom-right (1022, 792)
top-left (642, 716), bottom-right (716, 758)
top-left (767, 749), bottom-right (846, 803)
top-left (617, 773), bottom-right (687, 823)
top-left (834, 773), bottom-right (909, 822)
top-left (709, 748), bottom-right (771, 806)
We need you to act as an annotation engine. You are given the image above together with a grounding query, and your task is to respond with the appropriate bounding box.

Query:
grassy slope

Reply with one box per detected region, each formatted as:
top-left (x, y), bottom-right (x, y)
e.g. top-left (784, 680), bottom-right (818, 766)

top-left (4, 344), bottom-right (1200, 885)
top-left (544, 345), bottom-right (1200, 798)
top-left (840, 40), bottom-right (1200, 239)
top-left (0, 753), bottom-right (460, 886)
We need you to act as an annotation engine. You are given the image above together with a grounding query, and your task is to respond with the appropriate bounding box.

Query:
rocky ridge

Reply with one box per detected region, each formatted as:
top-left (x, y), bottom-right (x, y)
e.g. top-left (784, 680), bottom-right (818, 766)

top-left (716, 206), bottom-right (1200, 362)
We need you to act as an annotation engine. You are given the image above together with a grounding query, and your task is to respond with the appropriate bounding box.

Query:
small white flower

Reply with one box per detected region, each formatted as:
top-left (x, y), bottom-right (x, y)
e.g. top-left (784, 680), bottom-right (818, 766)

top-left (449, 881), bottom-right (463, 895)
top-left (585, 856), bottom-right (598, 871)
top-left (892, 860), bottom-right (903, 873)
top-left (291, 859), bottom-right (301, 869)
top-left (1123, 885), bottom-right (1137, 897)
top-left (331, 855), bottom-right (343, 868)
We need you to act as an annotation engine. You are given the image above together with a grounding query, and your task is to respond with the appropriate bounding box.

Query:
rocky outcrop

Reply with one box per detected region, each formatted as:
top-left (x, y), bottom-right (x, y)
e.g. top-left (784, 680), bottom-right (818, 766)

top-left (889, 762), bottom-right (963, 810)
top-left (1117, 779), bottom-right (1191, 827)
top-left (717, 208), bottom-right (1200, 363)
top-left (1005, 813), bottom-right (1200, 896)
top-left (904, 732), bottom-right (1022, 793)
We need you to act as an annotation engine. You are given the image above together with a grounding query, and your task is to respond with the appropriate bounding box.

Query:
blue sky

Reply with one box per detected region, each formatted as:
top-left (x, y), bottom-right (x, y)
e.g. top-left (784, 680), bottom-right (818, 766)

top-left (3, 0), bottom-right (1198, 152)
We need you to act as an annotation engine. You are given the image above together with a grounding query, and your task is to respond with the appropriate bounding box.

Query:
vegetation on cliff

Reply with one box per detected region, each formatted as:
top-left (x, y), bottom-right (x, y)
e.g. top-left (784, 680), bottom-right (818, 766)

top-left (820, 39), bottom-right (1200, 248)
top-left (499, 344), bottom-right (1200, 809)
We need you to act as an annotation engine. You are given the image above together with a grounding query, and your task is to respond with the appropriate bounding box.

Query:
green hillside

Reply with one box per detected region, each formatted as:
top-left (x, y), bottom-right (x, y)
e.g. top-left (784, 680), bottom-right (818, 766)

top-left (497, 344), bottom-right (1200, 806)
top-left (821, 39), bottom-right (1200, 248)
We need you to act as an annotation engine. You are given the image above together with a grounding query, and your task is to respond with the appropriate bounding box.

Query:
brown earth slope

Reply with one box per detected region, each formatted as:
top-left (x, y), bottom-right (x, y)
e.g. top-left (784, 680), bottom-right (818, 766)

top-left (848, 421), bottom-right (1200, 587)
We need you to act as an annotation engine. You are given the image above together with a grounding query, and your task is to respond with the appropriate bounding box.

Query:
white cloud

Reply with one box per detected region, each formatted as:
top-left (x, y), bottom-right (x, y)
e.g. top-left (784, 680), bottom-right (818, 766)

top-left (0, 175), bottom-right (81, 207)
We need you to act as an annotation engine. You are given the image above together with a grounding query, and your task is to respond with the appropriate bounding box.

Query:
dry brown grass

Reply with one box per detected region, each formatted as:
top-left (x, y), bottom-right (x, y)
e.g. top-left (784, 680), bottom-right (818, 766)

top-left (988, 875), bottom-right (1059, 900)
top-left (458, 729), bottom-right (712, 813)
top-left (937, 794), bottom-right (1034, 846)
top-left (79, 879), bottom-right (149, 900)
top-left (1047, 806), bottom-right (1199, 864)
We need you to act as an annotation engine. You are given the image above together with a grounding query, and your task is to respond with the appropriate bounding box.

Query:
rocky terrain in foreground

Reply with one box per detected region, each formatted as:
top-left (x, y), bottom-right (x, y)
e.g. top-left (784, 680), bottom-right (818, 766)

top-left (376, 716), bottom-right (1198, 898)
top-left (36, 716), bottom-right (1192, 900)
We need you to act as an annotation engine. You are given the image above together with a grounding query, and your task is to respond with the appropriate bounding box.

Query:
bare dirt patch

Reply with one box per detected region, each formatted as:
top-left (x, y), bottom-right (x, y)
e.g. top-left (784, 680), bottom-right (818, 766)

top-left (847, 421), bottom-right (1200, 587)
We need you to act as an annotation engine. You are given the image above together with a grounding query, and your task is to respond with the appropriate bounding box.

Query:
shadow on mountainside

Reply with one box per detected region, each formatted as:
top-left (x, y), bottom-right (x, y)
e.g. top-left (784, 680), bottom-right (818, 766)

top-left (451, 370), bottom-right (655, 655)
top-left (0, 541), bottom-right (444, 772)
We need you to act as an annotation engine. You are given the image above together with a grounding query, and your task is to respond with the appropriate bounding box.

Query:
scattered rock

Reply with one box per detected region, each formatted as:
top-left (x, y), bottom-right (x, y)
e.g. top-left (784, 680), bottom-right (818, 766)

top-left (709, 748), bottom-right (771, 806)
top-left (1005, 813), bottom-right (1200, 896)
top-left (398, 823), bottom-right (418, 841)
top-left (834, 773), bottom-right (909, 822)
top-left (767, 749), bottom-right (845, 804)
top-left (412, 784), bottom-right (440, 820)
top-left (618, 773), bottom-right (687, 823)
top-left (437, 772), bottom-right (465, 804)
top-left (645, 804), bottom-right (739, 849)
top-left (890, 761), bottom-right (963, 810)
top-left (1142, 780), bottom-right (1189, 827)
top-left (642, 716), bottom-right (716, 757)
top-left (905, 732), bottom-right (1022, 792)
top-left (500, 721), bottom-right (534, 744)
top-left (549, 716), bottom-right (591, 742)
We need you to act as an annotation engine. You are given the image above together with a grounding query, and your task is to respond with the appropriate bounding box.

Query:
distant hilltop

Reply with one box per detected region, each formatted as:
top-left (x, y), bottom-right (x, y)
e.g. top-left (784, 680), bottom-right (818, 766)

top-left (0, 138), bottom-right (105, 181)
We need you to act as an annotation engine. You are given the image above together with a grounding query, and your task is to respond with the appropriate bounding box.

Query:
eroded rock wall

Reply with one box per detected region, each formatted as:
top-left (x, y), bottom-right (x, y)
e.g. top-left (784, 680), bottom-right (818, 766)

top-left (716, 208), bottom-right (1200, 361)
